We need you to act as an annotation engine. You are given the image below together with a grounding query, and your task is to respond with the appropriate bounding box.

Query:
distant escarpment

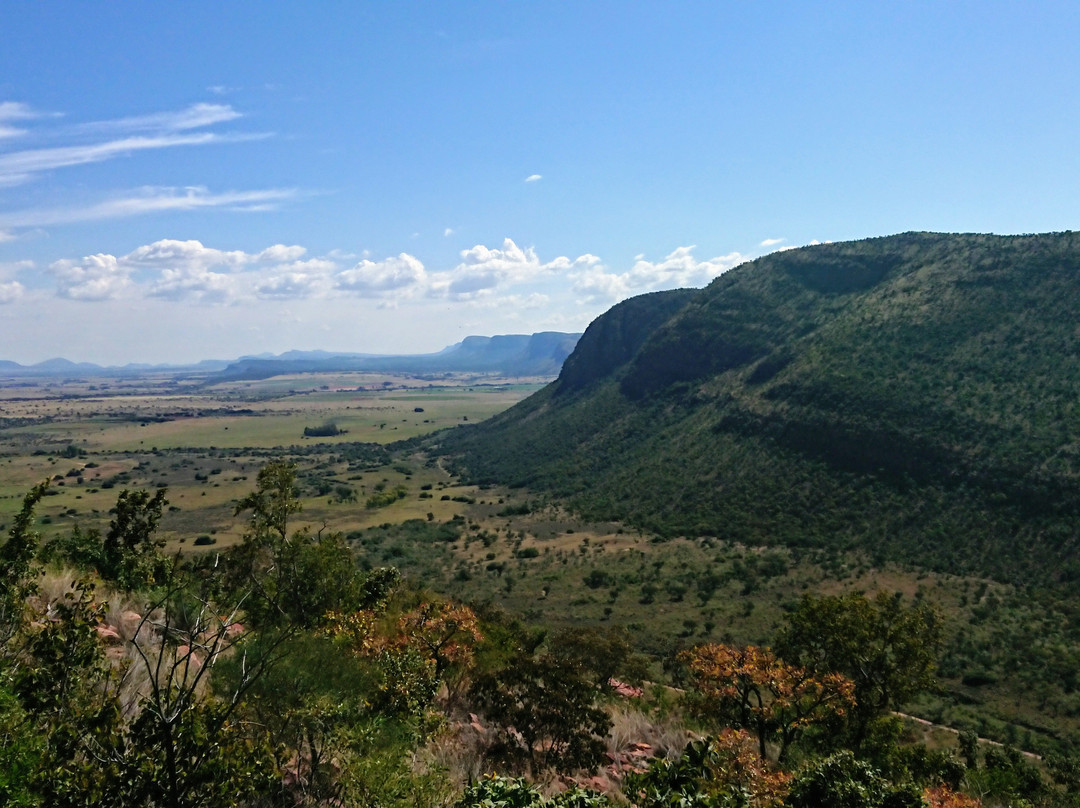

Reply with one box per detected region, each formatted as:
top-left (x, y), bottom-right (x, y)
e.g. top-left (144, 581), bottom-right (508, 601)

top-left (215, 332), bottom-right (580, 380)
top-left (429, 232), bottom-right (1080, 588)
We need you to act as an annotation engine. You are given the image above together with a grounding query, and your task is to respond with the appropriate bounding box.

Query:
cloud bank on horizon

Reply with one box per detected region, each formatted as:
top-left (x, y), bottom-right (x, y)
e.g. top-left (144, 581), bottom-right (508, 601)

top-left (21, 232), bottom-right (748, 337)
top-left (37, 236), bottom-right (746, 307)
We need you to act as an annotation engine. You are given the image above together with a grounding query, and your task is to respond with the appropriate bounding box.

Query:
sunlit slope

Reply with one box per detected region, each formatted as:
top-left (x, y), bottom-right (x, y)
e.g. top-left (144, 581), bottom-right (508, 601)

top-left (432, 232), bottom-right (1080, 587)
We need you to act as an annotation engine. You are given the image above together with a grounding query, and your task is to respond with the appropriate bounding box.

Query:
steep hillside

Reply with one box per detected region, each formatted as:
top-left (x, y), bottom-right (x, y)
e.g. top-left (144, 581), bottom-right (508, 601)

top-left (431, 232), bottom-right (1080, 588)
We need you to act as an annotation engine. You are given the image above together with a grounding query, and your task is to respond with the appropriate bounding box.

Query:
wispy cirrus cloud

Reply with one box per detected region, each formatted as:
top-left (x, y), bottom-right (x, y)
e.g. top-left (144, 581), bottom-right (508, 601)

top-left (0, 102), bottom-right (40, 121)
top-left (0, 131), bottom-right (269, 187)
top-left (77, 103), bottom-right (241, 134)
top-left (524, 173), bottom-right (542, 183)
top-left (0, 102), bottom-right (279, 235)
top-left (760, 237), bottom-right (785, 247)
top-left (0, 186), bottom-right (296, 229)
top-left (0, 101), bottom-right (55, 139)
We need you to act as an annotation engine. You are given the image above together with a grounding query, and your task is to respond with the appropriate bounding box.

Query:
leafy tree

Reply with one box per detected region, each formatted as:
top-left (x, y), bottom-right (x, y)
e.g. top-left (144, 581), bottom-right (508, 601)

top-left (393, 600), bottom-right (482, 682)
top-left (333, 483), bottom-right (357, 503)
top-left (102, 487), bottom-right (169, 589)
top-left (0, 469), bottom-right (415, 807)
top-left (548, 625), bottom-right (650, 687)
top-left (965, 745), bottom-right (1045, 807)
top-left (469, 651), bottom-right (611, 776)
top-left (326, 595), bottom-right (480, 718)
top-left (0, 681), bottom-right (44, 807)
top-left (786, 751), bottom-right (923, 808)
top-left (923, 786), bottom-right (982, 808)
top-left (237, 633), bottom-right (386, 807)
top-left (453, 776), bottom-right (612, 807)
top-left (0, 482), bottom-right (47, 650)
top-left (775, 592), bottom-right (943, 747)
top-left (680, 643), bottom-right (855, 763)
top-left (11, 577), bottom-right (120, 805)
top-left (43, 522), bottom-right (106, 571)
top-left (625, 731), bottom-right (791, 808)
top-left (230, 461), bottom-right (371, 628)
top-left (234, 459), bottom-right (301, 547)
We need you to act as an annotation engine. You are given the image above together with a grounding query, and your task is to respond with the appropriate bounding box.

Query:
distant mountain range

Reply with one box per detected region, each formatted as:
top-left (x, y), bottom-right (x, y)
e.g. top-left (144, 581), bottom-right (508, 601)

top-left (430, 231), bottom-right (1080, 590)
top-left (0, 332), bottom-right (581, 379)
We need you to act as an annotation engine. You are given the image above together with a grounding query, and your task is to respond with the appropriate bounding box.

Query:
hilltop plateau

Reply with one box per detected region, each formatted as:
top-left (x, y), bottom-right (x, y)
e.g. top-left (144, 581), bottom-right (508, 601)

top-left (0, 331), bottom-right (580, 381)
top-left (430, 231), bottom-right (1080, 589)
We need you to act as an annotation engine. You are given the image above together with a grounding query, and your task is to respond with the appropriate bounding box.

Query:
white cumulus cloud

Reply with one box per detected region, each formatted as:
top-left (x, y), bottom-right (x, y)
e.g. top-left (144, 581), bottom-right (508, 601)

top-left (429, 238), bottom-right (598, 300)
top-left (336, 253), bottom-right (427, 296)
top-left (45, 238), bottom-right (320, 304)
top-left (572, 246), bottom-right (747, 303)
top-left (256, 244), bottom-right (308, 263)
top-left (760, 237), bottom-right (785, 247)
top-left (148, 266), bottom-right (234, 302)
top-left (525, 174), bottom-right (542, 183)
top-left (256, 258), bottom-right (336, 299)
top-left (0, 281), bottom-right (24, 303)
top-left (777, 239), bottom-right (829, 252)
top-left (49, 253), bottom-right (133, 301)
top-left (126, 238), bottom-right (253, 270)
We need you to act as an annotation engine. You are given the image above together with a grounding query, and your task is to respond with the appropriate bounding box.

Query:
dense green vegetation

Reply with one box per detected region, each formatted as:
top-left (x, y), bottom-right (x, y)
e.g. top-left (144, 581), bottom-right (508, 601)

top-left (432, 232), bottom-right (1080, 590)
top-left (6, 462), bottom-right (1064, 806)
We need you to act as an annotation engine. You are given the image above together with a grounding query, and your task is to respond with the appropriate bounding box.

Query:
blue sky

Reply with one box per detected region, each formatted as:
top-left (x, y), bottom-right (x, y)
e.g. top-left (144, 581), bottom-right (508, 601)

top-left (2, 2), bottom-right (1079, 364)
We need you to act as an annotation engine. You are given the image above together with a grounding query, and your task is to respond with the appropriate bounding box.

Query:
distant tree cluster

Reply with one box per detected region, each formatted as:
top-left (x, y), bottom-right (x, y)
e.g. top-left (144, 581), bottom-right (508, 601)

top-left (303, 420), bottom-right (345, 437)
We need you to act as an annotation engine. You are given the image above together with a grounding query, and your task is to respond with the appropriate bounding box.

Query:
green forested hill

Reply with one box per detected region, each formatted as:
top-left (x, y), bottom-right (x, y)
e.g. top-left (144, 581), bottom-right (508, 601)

top-left (430, 231), bottom-right (1080, 588)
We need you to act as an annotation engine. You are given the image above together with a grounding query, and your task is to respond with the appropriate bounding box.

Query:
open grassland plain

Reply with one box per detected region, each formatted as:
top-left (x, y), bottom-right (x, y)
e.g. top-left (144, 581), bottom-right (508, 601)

top-left (1, 369), bottom-right (1078, 760)
top-left (0, 370), bottom-right (543, 543)
top-left (0, 371), bottom-right (534, 452)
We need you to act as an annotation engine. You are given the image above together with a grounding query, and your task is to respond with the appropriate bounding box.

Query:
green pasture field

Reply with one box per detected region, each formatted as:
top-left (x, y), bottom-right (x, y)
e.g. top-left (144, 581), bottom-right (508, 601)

top-left (0, 370), bottom-right (544, 542)
top-left (0, 374), bottom-right (536, 454)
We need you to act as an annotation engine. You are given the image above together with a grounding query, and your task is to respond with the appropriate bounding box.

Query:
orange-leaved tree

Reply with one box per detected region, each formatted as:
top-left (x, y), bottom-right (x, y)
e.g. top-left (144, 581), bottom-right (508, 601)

top-left (326, 598), bottom-right (482, 713)
top-left (924, 785), bottom-right (982, 808)
top-left (680, 643), bottom-right (855, 763)
top-left (394, 601), bottom-right (482, 683)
